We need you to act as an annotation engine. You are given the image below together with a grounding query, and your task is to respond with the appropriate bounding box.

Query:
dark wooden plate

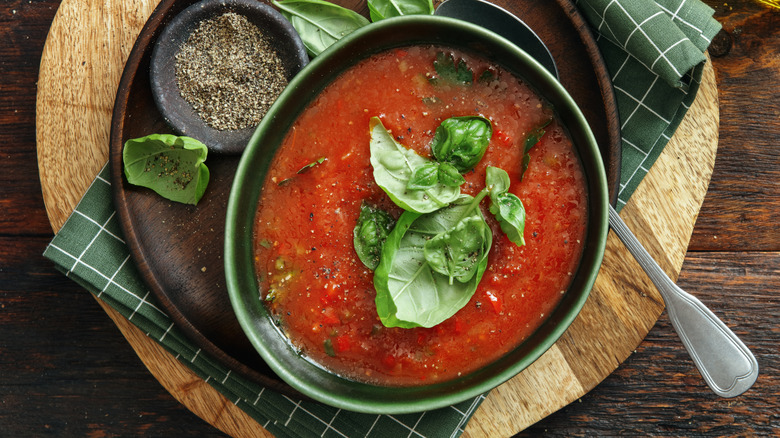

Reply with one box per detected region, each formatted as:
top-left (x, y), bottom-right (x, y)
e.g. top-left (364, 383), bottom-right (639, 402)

top-left (109, 0), bottom-right (620, 397)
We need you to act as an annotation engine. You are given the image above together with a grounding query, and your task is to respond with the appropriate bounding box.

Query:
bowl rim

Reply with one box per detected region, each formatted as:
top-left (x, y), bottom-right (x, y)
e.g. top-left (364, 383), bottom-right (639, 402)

top-left (225, 15), bottom-right (609, 414)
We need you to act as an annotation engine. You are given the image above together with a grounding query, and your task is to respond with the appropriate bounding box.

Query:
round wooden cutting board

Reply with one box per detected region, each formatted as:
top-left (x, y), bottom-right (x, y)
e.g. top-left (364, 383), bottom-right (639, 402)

top-left (36, 0), bottom-right (719, 436)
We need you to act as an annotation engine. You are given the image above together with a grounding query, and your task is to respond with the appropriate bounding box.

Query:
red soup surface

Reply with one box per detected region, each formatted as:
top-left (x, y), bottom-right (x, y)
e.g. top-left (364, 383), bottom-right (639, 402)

top-left (253, 45), bottom-right (587, 386)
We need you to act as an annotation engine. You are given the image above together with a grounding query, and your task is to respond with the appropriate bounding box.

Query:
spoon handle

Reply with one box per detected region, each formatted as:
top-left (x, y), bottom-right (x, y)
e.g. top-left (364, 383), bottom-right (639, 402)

top-left (608, 205), bottom-right (758, 397)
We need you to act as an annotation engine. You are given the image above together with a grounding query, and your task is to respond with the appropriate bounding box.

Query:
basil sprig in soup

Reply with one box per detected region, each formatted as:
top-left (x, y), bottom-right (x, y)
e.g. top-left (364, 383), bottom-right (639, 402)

top-left (253, 46), bottom-right (587, 385)
top-left (366, 116), bottom-right (525, 328)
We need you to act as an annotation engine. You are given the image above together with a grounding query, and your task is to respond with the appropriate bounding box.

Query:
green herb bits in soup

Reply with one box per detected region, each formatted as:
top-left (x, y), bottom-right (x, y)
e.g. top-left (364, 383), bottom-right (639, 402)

top-left (253, 46), bottom-right (588, 386)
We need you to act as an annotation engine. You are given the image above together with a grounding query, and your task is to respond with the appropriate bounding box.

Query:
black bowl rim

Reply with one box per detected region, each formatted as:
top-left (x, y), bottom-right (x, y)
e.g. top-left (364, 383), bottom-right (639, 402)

top-left (225, 15), bottom-right (609, 414)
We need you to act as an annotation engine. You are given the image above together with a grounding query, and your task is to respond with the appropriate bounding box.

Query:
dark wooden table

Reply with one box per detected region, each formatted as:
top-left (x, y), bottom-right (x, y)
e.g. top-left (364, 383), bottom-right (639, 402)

top-left (1, 0), bottom-right (777, 436)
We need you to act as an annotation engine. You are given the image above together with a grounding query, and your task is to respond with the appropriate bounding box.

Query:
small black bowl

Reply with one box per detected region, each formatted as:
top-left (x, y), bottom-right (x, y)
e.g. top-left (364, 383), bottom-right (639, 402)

top-left (149, 0), bottom-right (309, 154)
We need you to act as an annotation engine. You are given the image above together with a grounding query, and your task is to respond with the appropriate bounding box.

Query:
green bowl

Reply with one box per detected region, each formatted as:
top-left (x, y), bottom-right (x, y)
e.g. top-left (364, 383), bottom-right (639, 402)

top-left (225, 15), bottom-right (609, 414)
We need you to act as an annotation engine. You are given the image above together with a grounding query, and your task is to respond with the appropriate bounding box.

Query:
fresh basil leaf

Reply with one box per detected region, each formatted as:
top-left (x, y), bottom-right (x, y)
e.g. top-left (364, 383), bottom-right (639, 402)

top-left (273, 0), bottom-right (369, 57)
top-left (430, 116), bottom-right (492, 173)
top-left (373, 195), bottom-right (491, 328)
top-left (406, 162), bottom-right (440, 191)
top-left (424, 215), bottom-right (490, 284)
top-left (519, 119), bottom-right (552, 180)
top-left (486, 166), bottom-right (526, 246)
top-left (367, 0), bottom-right (433, 21)
top-left (490, 193), bottom-right (526, 246)
top-left (123, 134), bottom-right (210, 205)
top-left (369, 117), bottom-right (460, 213)
top-left (407, 162), bottom-right (465, 191)
top-left (429, 52), bottom-right (473, 86)
top-left (477, 68), bottom-right (496, 83)
top-left (485, 165), bottom-right (510, 194)
top-left (521, 153), bottom-right (532, 181)
top-left (523, 127), bottom-right (546, 154)
top-left (353, 202), bottom-right (396, 270)
top-left (437, 162), bottom-right (465, 187)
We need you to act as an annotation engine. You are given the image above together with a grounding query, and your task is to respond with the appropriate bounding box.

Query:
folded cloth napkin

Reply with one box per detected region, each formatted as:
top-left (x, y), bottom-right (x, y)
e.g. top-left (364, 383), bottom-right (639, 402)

top-left (44, 1), bottom-right (720, 437)
top-left (575, 0), bottom-right (721, 207)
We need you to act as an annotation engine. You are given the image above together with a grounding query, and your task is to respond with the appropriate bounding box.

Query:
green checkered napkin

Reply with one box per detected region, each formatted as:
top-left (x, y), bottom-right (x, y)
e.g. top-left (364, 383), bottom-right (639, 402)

top-left (44, 1), bottom-right (720, 436)
top-left (575, 0), bottom-right (721, 207)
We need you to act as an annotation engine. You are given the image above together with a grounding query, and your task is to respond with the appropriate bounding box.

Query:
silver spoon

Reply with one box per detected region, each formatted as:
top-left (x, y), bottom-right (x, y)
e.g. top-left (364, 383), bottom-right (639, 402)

top-left (436, 0), bottom-right (759, 397)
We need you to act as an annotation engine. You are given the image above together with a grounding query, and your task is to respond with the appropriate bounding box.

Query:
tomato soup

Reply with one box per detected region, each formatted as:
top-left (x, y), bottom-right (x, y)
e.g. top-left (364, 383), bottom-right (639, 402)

top-left (253, 45), bottom-right (587, 386)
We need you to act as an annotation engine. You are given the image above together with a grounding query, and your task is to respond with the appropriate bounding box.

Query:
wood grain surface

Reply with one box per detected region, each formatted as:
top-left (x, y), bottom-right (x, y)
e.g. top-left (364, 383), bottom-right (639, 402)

top-left (35, 0), bottom-right (719, 435)
top-left (1, 0), bottom-right (776, 436)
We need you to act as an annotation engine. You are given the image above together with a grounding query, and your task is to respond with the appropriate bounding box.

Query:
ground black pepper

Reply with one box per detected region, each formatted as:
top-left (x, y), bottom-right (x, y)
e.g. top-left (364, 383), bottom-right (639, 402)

top-left (174, 12), bottom-right (288, 131)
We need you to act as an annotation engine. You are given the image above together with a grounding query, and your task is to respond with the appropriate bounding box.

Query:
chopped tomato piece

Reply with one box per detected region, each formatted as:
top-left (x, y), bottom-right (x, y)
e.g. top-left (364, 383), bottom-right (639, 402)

top-left (321, 307), bottom-right (340, 325)
top-left (334, 334), bottom-right (351, 352)
top-left (493, 129), bottom-right (513, 147)
top-left (485, 290), bottom-right (503, 314)
top-left (319, 282), bottom-right (340, 305)
top-left (382, 354), bottom-right (396, 369)
top-left (453, 317), bottom-right (465, 334)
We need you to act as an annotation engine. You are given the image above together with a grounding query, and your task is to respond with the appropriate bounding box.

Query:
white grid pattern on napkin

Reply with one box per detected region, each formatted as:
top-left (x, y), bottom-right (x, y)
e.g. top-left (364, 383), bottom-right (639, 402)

top-left (43, 165), bottom-right (482, 438)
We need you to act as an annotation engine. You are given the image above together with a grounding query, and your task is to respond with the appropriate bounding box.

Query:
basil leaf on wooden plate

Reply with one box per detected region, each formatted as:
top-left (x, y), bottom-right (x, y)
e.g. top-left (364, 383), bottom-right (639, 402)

top-left (123, 134), bottom-right (210, 205)
top-left (373, 195), bottom-right (491, 328)
top-left (353, 202), bottom-right (396, 270)
top-left (369, 117), bottom-right (460, 213)
top-left (273, 0), bottom-right (370, 56)
top-left (367, 0), bottom-right (433, 22)
top-left (486, 166), bottom-right (526, 246)
top-left (430, 116), bottom-right (492, 173)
